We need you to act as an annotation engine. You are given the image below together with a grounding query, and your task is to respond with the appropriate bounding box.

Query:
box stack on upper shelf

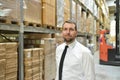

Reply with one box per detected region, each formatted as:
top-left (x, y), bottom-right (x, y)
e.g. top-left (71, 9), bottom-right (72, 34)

top-left (0, 0), bottom-right (42, 26)
top-left (64, 0), bottom-right (70, 21)
top-left (95, 0), bottom-right (110, 29)
top-left (0, 0), bottom-right (110, 35)
top-left (42, 0), bottom-right (56, 28)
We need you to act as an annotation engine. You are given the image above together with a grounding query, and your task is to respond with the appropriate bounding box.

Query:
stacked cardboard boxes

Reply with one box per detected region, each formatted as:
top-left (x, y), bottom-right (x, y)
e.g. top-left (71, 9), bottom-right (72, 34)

top-left (5, 43), bottom-right (18, 80)
top-left (0, 0), bottom-right (42, 24)
top-left (76, 4), bottom-right (82, 32)
top-left (24, 48), bottom-right (44, 80)
top-left (80, 11), bottom-right (87, 33)
top-left (0, 43), bottom-right (6, 80)
top-left (64, 0), bottom-right (70, 21)
top-left (24, 49), bottom-right (33, 80)
top-left (0, 42), bottom-right (18, 80)
top-left (40, 38), bottom-right (56, 80)
top-left (32, 48), bottom-right (41, 80)
top-left (42, 0), bottom-right (56, 27)
top-left (71, 1), bottom-right (77, 21)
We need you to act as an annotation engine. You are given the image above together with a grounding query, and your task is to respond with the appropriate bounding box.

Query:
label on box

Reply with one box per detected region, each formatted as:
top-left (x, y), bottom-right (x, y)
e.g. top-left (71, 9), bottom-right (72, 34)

top-left (41, 40), bottom-right (44, 44)
top-left (27, 52), bottom-right (31, 58)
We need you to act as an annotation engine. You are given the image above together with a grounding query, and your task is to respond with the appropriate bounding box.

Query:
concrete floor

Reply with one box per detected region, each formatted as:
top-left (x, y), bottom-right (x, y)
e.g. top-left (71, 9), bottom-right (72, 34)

top-left (94, 51), bottom-right (120, 80)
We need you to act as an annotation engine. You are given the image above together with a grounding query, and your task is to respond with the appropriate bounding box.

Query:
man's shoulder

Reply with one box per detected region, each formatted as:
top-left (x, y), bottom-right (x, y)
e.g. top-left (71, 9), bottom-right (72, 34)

top-left (76, 41), bottom-right (91, 53)
top-left (57, 43), bottom-right (65, 49)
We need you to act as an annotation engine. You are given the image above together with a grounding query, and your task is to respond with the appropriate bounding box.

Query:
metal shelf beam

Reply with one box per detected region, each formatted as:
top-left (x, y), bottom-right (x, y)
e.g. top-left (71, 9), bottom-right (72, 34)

top-left (0, 23), bottom-right (61, 34)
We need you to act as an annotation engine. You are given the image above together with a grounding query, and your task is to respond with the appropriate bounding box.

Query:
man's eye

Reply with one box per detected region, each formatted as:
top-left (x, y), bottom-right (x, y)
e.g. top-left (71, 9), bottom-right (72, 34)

top-left (63, 28), bottom-right (67, 31)
top-left (69, 28), bottom-right (75, 31)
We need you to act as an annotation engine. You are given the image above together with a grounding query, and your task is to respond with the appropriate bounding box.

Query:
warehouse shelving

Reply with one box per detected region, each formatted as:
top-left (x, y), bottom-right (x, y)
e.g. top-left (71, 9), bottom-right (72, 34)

top-left (0, 23), bottom-right (88, 37)
top-left (0, 0), bottom-right (110, 80)
top-left (0, 23), bottom-right (61, 34)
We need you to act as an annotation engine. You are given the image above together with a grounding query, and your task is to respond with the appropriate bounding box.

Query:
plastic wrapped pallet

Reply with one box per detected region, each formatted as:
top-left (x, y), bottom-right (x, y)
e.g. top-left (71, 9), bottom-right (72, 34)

top-left (0, 0), bottom-right (42, 24)
top-left (42, 0), bottom-right (56, 27)
top-left (40, 38), bottom-right (56, 80)
top-left (86, 14), bottom-right (94, 33)
top-left (64, 0), bottom-right (70, 21)
top-left (71, 1), bottom-right (77, 21)
top-left (24, 0), bottom-right (42, 24)
top-left (80, 11), bottom-right (87, 32)
top-left (76, 4), bottom-right (82, 32)
top-left (57, 0), bottom-right (64, 28)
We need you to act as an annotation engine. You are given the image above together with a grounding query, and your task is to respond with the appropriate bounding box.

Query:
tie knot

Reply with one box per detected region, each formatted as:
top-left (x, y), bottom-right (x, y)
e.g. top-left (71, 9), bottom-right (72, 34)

top-left (65, 45), bottom-right (68, 48)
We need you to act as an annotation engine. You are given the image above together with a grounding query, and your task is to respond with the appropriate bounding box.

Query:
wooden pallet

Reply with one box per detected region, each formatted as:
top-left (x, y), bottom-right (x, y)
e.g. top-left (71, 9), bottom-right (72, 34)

top-left (0, 17), bottom-right (19, 25)
top-left (23, 21), bottom-right (41, 27)
top-left (42, 24), bottom-right (56, 30)
top-left (0, 18), bottom-right (42, 27)
top-left (56, 27), bottom-right (62, 31)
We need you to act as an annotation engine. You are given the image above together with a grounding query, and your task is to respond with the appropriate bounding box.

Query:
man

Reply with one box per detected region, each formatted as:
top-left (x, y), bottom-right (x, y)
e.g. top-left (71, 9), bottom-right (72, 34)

top-left (55, 20), bottom-right (95, 80)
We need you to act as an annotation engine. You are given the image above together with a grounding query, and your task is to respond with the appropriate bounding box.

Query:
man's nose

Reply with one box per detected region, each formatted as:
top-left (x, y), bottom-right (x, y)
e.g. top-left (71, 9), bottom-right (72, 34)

top-left (66, 29), bottom-right (70, 33)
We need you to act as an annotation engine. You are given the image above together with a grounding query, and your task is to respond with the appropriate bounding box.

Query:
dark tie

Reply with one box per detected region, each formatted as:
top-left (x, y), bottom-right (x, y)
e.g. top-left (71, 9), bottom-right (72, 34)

top-left (59, 45), bottom-right (68, 80)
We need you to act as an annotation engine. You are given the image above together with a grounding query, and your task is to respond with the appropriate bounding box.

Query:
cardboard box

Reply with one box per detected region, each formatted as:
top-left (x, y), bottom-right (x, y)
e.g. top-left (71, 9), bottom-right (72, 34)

top-left (6, 58), bottom-right (17, 69)
top-left (6, 67), bottom-right (17, 74)
top-left (24, 49), bottom-right (32, 58)
top-left (5, 42), bottom-right (18, 53)
top-left (0, 59), bottom-right (6, 76)
top-left (6, 72), bottom-right (17, 80)
top-left (0, 43), bottom-right (6, 60)
top-left (0, 0), bottom-right (42, 24)
top-left (0, 75), bottom-right (5, 80)
top-left (5, 52), bottom-right (17, 59)
top-left (24, 69), bottom-right (32, 78)
top-left (42, 2), bottom-right (55, 26)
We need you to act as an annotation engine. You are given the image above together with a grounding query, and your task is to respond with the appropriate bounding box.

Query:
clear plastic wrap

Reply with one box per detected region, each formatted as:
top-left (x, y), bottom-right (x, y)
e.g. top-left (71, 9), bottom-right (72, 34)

top-left (42, 0), bottom-right (55, 26)
top-left (57, 0), bottom-right (64, 28)
top-left (71, 0), bottom-right (77, 21)
top-left (0, 0), bottom-right (20, 20)
top-left (76, 4), bottom-right (82, 32)
top-left (0, 0), bottom-right (41, 24)
top-left (24, 0), bottom-right (41, 24)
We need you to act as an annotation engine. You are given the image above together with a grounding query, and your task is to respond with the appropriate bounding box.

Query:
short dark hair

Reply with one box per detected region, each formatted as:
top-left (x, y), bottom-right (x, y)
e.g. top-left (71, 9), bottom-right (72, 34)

top-left (62, 20), bottom-right (77, 31)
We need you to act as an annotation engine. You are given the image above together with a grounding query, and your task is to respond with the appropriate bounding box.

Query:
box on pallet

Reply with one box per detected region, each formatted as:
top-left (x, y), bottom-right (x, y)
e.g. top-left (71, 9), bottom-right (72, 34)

top-left (76, 4), bottom-right (82, 32)
top-left (42, 2), bottom-right (55, 27)
top-left (64, 0), bottom-right (70, 21)
top-left (0, 0), bottom-right (42, 24)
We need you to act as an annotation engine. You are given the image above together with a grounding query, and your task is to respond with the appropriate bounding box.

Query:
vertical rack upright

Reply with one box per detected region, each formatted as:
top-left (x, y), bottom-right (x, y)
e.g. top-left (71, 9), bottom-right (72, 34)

top-left (18, 0), bottom-right (24, 80)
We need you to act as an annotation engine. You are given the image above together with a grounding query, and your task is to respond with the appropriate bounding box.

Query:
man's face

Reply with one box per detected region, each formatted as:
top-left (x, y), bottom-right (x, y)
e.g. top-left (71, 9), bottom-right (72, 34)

top-left (62, 23), bottom-right (77, 43)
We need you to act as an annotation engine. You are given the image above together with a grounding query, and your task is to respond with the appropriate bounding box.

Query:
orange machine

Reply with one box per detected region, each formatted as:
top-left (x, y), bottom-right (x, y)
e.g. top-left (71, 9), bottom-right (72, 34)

top-left (99, 29), bottom-right (113, 62)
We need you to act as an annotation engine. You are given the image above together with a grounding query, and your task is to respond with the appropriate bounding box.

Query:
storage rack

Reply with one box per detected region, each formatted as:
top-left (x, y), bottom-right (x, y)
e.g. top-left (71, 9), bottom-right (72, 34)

top-left (0, 0), bottom-right (109, 80)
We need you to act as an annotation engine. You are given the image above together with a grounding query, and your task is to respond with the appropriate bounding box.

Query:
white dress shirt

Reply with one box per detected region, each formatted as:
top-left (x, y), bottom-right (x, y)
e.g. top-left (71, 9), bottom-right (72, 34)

top-left (55, 39), bottom-right (95, 80)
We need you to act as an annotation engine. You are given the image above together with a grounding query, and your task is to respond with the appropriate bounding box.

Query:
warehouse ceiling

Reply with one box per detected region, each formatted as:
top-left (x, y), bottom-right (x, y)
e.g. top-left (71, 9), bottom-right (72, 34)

top-left (106, 0), bottom-right (116, 14)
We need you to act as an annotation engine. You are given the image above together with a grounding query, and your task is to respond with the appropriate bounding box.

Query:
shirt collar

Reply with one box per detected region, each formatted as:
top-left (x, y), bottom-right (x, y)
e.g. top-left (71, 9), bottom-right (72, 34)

top-left (65, 39), bottom-right (76, 49)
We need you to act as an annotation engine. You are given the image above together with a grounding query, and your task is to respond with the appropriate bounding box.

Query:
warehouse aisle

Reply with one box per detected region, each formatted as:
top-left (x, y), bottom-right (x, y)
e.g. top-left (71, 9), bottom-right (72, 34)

top-left (94, 51), bottom-right (120, 80)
